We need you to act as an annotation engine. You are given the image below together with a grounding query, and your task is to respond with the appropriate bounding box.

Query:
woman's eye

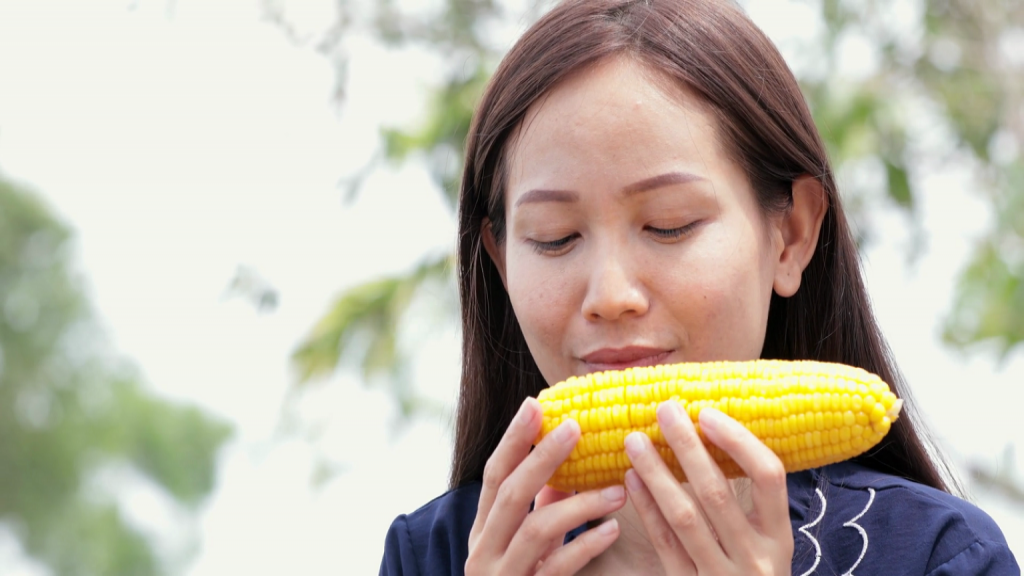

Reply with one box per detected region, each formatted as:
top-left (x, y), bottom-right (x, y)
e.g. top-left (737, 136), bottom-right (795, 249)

top-left (531, 233), bottom-right (578, 254)
top-left (647, 221), bottom-right (701, 240)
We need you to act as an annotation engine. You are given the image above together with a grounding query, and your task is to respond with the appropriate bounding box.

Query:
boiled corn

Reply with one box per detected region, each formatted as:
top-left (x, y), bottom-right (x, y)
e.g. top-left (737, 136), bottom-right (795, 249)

top-left (535, 360), bottom-right (902, 492)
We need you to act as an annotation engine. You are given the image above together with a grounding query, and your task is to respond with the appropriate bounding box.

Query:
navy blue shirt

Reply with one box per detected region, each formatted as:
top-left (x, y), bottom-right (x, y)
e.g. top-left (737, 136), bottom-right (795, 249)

top-left (380, 461), bottom-right (1019, 575)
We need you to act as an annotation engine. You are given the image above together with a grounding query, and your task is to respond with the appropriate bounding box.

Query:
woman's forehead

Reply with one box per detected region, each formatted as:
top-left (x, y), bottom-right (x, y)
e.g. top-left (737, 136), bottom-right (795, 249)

top-left (504, 57), bottom-right (726, 199)
top-left (516, 56), bottom-right (708, 135)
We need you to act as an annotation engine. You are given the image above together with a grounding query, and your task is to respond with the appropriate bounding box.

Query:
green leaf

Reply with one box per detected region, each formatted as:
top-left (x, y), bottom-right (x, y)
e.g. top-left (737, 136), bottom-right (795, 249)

top-left (291, 253), bottom-right (453, 386)
top-left (884, 159), bottom-right (913, 209)
top-left (109, 379), bottom-right (233, 506)
top-left (381, 65), bottom-right (490, 208)
top-left (943, 240), bottom-right (1024, 359)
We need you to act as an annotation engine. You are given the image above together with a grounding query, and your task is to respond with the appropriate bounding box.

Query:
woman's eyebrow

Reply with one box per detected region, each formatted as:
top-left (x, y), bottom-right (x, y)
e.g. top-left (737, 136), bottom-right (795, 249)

top-left (514, 189), bottom-right (578, 207)
top-left (515, 171), bottom-right (705, 207)
top-left (622, 171), bottom-right (705, 195)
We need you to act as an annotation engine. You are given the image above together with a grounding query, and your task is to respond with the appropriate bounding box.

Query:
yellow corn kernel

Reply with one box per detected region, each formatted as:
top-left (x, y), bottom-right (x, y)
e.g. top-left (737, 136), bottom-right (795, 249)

top-left (535, 359), bottom-right (902, 492)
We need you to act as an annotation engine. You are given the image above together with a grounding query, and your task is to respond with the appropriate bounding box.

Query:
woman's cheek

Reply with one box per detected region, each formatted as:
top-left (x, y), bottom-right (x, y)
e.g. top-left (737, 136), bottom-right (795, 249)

top-left (509, 269), bottom-right (571, 330)
top-left (674, 274), bottom-right (749, 354)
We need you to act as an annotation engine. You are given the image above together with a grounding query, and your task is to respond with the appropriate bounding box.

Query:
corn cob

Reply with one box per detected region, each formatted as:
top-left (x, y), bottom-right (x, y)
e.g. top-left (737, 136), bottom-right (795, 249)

top-left (535, 360), bottom-right (902, 492)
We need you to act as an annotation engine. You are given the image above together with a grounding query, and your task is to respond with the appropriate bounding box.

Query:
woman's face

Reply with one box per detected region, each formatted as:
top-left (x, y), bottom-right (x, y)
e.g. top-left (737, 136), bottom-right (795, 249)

top-left (486, 57), bottom-right (795, 386)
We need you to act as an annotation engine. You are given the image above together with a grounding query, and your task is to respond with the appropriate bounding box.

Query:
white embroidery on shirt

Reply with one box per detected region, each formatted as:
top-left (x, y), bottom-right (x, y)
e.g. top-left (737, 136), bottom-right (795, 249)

top-left (839, 487), bottom-right (876, 576)
top-left (797, 488), bottom-right (827, 576)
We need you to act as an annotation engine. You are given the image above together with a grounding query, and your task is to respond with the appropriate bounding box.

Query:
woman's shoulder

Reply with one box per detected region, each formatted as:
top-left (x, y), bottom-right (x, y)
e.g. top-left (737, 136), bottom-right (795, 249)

top-left (787, 461), bottom-right (1020, 575)
top-left (379, 481), bottom-right (481, 576)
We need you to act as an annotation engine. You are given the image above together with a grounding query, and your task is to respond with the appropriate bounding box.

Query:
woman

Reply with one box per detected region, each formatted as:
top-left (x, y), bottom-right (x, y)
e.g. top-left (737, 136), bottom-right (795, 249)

top-left (380, 0), bottom-right (1019, 573)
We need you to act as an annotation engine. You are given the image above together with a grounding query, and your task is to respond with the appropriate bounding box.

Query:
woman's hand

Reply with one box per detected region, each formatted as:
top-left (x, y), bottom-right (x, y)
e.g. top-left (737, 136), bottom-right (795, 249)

top-left (623, 403), bottom-right (794, 574)
top-left (466, 398), bottom-right (627, 575)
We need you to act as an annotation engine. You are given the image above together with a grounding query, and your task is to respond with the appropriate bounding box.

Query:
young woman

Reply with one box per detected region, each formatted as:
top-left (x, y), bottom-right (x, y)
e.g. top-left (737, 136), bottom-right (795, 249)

top-left (380, 0), bottom-right (1020, 573)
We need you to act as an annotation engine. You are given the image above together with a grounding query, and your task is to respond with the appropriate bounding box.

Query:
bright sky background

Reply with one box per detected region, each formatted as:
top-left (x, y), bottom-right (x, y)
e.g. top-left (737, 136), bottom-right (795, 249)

top-left (0, 0), bottom-right (1021, 573)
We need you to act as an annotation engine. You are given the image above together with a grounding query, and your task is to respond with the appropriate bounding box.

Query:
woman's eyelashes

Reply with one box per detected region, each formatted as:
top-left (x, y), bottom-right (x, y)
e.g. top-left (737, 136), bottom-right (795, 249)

top-left (529, 233), bottom-right (580, 254)
top-left (527, 221), bottom-right (703, 254)
top-left (646, 220), bottom-right (703, 240)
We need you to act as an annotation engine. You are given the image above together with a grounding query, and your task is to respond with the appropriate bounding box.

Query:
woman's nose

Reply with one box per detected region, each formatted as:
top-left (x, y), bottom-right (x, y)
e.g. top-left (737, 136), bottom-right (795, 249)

top-left (580, 254), bottom-right (649, 321)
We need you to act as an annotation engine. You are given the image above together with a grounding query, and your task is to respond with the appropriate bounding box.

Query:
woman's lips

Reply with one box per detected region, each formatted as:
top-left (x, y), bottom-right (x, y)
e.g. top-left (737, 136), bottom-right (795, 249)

top-left (580, 347), bottom-right (673, 371)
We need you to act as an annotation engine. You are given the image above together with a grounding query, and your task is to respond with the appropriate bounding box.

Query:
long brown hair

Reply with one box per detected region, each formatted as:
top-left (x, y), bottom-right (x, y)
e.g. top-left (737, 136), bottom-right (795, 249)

top-left (452, 0), bottom-right (956, 494)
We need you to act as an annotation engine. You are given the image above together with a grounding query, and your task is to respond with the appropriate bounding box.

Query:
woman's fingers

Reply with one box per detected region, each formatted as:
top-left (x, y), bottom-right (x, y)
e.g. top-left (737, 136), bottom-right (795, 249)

top-left (656, 401), bottom-right (754, 562)
top-left (625, 429), bottom-right (723, 568)
top-left (698, 407), bottom-right (791, 536)
top-left (484, 417), bottom-right (582, 551)
top-left (468, 399), bottom-right (625, 574)
top-left (504, 485), bottom-right (627, 573)
top-left (535, 485), bottom-right (574, 509)
top-left (536, 518), bottom-right (620, 576)
top-left (625, 404), bottom-right (793, 574)
top-left (469, 398), bottom-right (541, 549)
top-left (624, 469), bottom-right (696, 574)
top-left (534, 485), bottom-right (577, 561)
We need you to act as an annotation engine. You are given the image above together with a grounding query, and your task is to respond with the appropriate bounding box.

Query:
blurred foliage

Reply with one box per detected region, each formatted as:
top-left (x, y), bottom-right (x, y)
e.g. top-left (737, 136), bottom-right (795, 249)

top-left (224, 265), bottom-right (280, 313)
top-left (291, 252), bottom-right (452, 416)
top-left (269, 0), bottom-right (1024, 411)
top-left (802, 0), bottom-right (1024, 357)
top-left (0, 175), bottom-right (232, 575)
top-left (945, 160), bottom-right (1024, 359)
top-left (381, 66), bottom-right (491, 206)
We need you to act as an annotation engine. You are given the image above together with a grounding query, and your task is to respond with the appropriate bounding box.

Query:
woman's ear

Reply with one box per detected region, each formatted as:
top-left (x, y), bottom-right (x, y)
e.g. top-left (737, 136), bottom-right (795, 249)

top-left (773, 176), bottom-right (828, 297)
top-left (481, 218), bottom-right (509, 290)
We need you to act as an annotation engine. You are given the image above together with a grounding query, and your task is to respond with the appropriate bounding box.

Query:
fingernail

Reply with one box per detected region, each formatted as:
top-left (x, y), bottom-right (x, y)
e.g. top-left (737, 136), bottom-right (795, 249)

top-left (551, 420), bottom-right (577, 444)
top-left (513, 399), bottom-right (532, 426)
top-left (624, 432), bottom-right (646, 458)
top-left (624, 469), bottom-right (643, 492)
top-left (601, 485), bottom-right (625, 502)
top-left (657, 401), bottom-right (682, 426)
top-left (595, 518), bottom-right (618, 536)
